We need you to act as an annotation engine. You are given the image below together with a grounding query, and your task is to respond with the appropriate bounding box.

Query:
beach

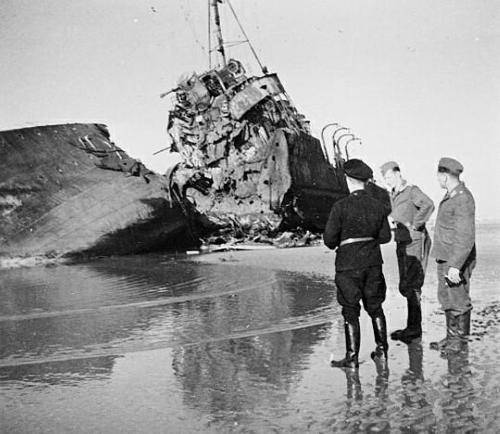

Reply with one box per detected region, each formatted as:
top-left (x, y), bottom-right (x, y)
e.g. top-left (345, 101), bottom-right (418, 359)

top-left (1, 223), bottom-right (499, 433)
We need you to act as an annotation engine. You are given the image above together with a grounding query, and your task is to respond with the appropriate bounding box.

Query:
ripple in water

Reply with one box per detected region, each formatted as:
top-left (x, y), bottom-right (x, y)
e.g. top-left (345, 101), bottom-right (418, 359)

top-left (1, 239), bottom-right (500, 433)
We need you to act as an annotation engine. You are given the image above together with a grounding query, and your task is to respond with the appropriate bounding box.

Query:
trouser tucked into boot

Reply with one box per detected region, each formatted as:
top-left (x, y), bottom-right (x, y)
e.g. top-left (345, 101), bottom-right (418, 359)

top-left (331, 319), bottom-right (360, 369)
top-left (431, 257), bottom-right (475, 352)
top-left (371, 314), bottom-right (388, 361)
top-left (446, 310), bottom-right (471, 353)
top-left (430, 310), bottom-right (471, 351)
top-left (392, 241), bottom-right (425, 342)
top-left (391, 290), bottom-right (422, 342)
top-left (332, 265), bottom-right (387, 369)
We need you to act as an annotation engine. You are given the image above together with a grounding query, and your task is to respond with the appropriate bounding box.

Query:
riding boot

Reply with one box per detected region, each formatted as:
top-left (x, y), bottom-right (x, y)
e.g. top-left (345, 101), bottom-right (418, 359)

top-left (446, 310), bottom-right (471, 353)
top-left (430, 311), bottom-right (457, 350)
top-left (370, 314), bottom-right (388, 361)
top-left (457, 310), bottom-right (471, 336)
top-left (331, 319), bottom-right (360, 369)
top-left (390, 291), bottom-right (422, 342)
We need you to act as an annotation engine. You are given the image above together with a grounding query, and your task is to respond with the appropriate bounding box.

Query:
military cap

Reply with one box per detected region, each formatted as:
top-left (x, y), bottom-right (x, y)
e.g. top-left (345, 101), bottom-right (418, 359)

top-left (438, 157), bottom-right (463, 175)
top-left (380, 161), bottom-right (400, 175)
top-left (344, 158), bottom-right (373, 181)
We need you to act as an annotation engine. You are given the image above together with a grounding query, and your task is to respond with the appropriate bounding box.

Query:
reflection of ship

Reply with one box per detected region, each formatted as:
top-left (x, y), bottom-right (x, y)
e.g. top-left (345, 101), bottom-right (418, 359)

top-left (0, 256), bottom-right (334, 391)
top-left (0, 124), bottom-right (195, 259)
top-left (162, 0), bottom-right (348, 240)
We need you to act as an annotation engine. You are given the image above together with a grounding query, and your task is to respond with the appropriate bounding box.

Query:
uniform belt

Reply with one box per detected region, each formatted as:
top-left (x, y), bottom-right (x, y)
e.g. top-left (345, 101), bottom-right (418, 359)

top-left (339, 237), bottom-right (375, 247)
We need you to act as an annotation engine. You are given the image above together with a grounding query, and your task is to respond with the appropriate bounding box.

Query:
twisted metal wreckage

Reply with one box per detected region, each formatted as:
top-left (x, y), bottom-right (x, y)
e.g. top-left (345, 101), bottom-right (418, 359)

top-left (159, 0), bottom-right (355, 251)
top-left (162, 58), bottom-right (350, 250)
top-left (0, 63), bottom-right (352, 259)
top-left (0, 0), bottom-right (357, 260)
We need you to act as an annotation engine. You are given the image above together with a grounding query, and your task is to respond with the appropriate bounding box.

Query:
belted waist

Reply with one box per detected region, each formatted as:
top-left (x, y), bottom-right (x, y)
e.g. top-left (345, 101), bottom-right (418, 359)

top-left (339, 237), bottom-right (375, 247)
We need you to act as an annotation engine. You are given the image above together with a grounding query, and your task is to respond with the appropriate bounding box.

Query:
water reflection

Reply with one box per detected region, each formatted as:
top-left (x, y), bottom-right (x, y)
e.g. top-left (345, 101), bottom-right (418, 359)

top-left (327, 360), bottom-right (391, 433)
top-left (172, 323), bottom-right (330, 426)
top-left (0, 256), bottom-right (336, 390)
top-left (440, 344), bottom-right (477, 433)
top-left (399, 340), bottom-right (436, 432)
top-left (1, 248), bottom-right (500, 432)
top-left (0, 356), bottom-right (117, 386)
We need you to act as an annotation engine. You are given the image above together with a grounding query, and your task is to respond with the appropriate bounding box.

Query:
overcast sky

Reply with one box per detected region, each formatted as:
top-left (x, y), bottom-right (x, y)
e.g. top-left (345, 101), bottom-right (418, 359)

top-left (1, 0), bottom-right (499, 219)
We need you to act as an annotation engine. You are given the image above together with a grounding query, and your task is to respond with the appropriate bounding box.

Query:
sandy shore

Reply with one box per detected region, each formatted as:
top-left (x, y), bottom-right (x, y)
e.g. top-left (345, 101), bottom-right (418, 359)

top-left (2, 228), bottom-right (499, 432)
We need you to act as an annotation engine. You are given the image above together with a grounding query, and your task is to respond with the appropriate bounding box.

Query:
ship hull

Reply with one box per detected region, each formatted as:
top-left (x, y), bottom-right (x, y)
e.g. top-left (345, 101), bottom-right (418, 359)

top-left (0, 124), bottom-right (194, 259)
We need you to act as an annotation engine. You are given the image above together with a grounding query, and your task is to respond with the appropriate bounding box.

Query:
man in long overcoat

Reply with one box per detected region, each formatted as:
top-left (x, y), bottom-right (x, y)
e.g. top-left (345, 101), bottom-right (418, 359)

top-left (430, 157), bottom-right (476, 352)
top-left (381, 161), bottom-right (434, 342)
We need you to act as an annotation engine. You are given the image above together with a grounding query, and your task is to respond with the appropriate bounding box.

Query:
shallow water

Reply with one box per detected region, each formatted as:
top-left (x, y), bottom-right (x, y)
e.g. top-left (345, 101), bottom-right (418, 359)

top-left (1, 224), bottom-right (499, 433)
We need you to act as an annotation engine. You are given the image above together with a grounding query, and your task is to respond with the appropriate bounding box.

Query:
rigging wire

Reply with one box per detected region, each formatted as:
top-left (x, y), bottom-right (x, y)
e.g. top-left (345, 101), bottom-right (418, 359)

top-left (180, 0), bottom-right (207, 55)
top-left (225, 0), bottom-right (267, 74)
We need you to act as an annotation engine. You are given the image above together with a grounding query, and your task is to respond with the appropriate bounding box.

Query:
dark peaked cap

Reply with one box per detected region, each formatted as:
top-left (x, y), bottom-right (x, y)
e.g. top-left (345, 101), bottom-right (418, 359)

top-left (344, 158), bottom-right (373, 181)
top-left (438, 157), bottom-right (464, 175)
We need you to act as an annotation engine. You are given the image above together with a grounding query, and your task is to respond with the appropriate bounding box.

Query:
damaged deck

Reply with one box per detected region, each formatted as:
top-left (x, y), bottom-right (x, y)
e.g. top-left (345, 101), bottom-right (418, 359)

top-left (165, 59), bottom-right (348, 245)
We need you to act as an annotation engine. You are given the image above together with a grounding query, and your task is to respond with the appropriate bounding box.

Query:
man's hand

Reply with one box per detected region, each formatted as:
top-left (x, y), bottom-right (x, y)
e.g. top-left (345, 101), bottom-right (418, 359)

top-left (405, 222), bottom-right (418, 231)
top-left (446, 267), bottom-right (462, 284)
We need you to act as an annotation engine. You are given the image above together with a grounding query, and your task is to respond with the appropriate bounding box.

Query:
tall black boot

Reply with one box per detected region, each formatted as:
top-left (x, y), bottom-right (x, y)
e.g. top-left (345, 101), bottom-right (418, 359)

top-left (390, 291), bottom-right (422, 342)
top-left (457, 310), bottom-right (471, 336)
top-left (430, 311), bottom-right (457, 351)
top-left (446, 310), bottom-right (471, 353)
top-left (331, 319), bottom-right (360, 369)
top-left (370, 314), bottom-right (388, 361)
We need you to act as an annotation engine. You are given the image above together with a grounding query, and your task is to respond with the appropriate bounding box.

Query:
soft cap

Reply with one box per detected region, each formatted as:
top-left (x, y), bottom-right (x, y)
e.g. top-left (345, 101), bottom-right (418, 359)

top-left (438, 157), bottom-right (463, 175)
top-left (344, 158), bottom-right (373, 181)
top-left (380, 161), bottom-right (399, 175)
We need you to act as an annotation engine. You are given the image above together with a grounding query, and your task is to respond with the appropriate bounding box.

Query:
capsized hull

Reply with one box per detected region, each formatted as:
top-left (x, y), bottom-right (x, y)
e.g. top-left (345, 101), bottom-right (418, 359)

top-left (0, 124), bottom-right (194, 259)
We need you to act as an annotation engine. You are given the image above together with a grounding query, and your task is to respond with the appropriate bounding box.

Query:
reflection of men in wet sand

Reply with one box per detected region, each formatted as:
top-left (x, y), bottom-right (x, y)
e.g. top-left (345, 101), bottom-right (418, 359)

top-left (334, 353), bottom-right (391, 432)
top-left (381, 161), bottom-right (434, 342)
top-left (399, 340), bottom-right (437, 432)
top-left (324, 159), bottom-right (391, 369)
top-left (442, 343), bottom-right (477, 431)
top-left (430, 158), bottom-right (476, 352)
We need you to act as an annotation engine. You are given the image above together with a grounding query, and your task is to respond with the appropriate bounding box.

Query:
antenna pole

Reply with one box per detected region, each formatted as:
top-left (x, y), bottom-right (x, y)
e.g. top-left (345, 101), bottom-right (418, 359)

top-left (212, 0), bottom-right (227, 67)
top-left (226, 0), bottom-right (267, 74)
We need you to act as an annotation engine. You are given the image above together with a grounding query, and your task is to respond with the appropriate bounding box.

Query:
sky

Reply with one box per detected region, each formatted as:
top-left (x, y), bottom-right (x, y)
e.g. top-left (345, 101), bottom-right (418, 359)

top-left (1, 0), bottom-right (499, 220)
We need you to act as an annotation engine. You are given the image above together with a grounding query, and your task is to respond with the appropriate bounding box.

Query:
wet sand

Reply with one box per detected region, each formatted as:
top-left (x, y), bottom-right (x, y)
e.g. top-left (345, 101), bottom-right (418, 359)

top-left (1, 224), bottom-right (499, 433)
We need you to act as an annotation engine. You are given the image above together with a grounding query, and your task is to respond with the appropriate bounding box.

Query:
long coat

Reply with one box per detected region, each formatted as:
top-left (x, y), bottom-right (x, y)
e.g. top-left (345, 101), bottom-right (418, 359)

top-left (432, 182), bottom-right (476, 270)
top-left (390, 183), bottom-right (434, 233)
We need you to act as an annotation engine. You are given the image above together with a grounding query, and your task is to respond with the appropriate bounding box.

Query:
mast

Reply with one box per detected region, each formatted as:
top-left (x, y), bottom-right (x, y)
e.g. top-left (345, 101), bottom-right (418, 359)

top-left (211, 0), bottom-right (227, 67)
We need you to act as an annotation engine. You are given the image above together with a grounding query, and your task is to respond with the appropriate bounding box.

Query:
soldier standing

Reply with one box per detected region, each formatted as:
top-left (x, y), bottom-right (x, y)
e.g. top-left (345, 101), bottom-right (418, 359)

top-left (380, 161), bottom-right (434, 342)
top-left (430, 157), bottom-right (476, 352)
top-left (365, 178), bottom-right (392, 217)
top-left (324, 159), bottom-right (391, 369)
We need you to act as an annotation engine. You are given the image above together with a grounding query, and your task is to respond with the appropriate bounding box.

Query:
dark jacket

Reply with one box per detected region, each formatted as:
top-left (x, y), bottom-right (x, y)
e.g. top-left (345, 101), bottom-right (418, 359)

top-left (365, 181), bottom-right (392, 217)
top-left (432, 182), bottom-right (476, 269)
top-left (324, 189), bottom-right (391, 271)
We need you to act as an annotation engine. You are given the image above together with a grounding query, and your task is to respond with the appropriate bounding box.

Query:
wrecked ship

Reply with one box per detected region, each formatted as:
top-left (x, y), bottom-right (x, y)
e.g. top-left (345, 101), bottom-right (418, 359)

top-left (0, 0), bottom-right (350, 260)
top-left (162, 0), bottom-right (348, 246)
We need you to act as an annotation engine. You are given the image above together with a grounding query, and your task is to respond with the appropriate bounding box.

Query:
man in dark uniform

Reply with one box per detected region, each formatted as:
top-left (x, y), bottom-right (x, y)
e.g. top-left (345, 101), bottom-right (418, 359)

top-left (381, 161), bottom-right (434, 342)
top-left (430, 157), bottom-right (476, 352)
top-left (324, 159), bottom-right (392, 369)
top-left (365, 178), bottom-right (392, 217)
